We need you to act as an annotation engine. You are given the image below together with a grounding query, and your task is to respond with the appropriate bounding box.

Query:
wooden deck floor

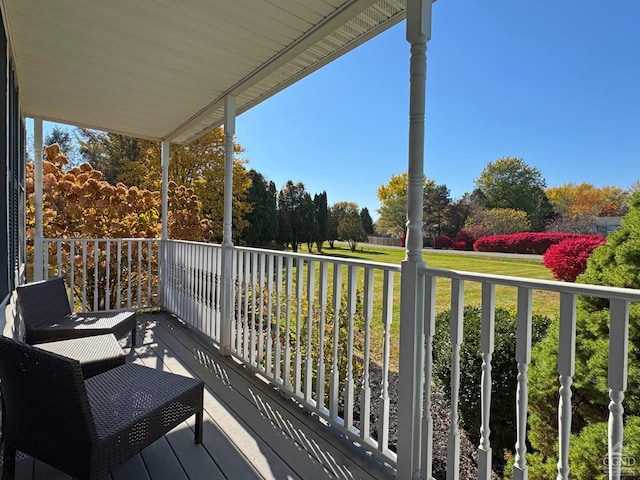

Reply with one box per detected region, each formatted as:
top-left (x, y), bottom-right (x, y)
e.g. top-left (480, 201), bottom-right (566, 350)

top-left (3, 311), bottom-right (395, 480)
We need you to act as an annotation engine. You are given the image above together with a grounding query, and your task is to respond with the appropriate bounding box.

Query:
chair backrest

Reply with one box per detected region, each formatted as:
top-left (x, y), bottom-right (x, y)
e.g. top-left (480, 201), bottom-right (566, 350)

top-left (16, 276), bottom-right (73, 328)
top-left (0, 336), bottom-right (97, 471)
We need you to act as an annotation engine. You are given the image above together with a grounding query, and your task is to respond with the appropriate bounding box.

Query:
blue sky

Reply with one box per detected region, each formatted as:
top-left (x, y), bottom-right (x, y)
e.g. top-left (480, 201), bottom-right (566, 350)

top-left (40, 1), bottom-right (640, 220)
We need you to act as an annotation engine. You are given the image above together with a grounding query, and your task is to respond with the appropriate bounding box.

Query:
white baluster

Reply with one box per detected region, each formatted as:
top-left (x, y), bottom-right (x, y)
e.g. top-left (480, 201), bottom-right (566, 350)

top-left (236, 250), bottom-right (244, 353)
top-left (305, 259), bottom-right (316, 402)
top-left (93, 240), bottom-right (99, 310)
top-left (126, 240), bottom-right (132, 309)
top-left (250, 251), bottom-right (258, 366)
top-left (447, 278), bottom-right (464, 480)
top-left (513, 287), bottom-right (532, 480)
top-left (274, 255), bottom-right (283, 383)
top-left (329, 263), bottom-right (343, 419)
top-left (137, 240), bottom-right (143, 309)
top-left (557, 292), bottom-right (576, 480)
top-left (294, 260), bottom-right (304, 396)
top-left (421, 274), bottom-right (435, 479)
top-left (258, 253), bottom-right (266, 370)
top-left (266, 254), bottom-right (275, 376)
top-left (379, 270), bottom-right (394, 455)
top-left (284, 256), bottom-right (294, 389)
top-left (360, 267), bottom-right (374, 441)
top-left (105, 241), bottom-right (111, 310)
top-left (608, 299), bottom-right (629, 480)
top-left (116, 241), bottom-right (121, 309)
top-left (316, 262), bottom-right (329, 411)
top-left (478, 282), bottom-right (495, 480)
top-left (344, 265), bottom-right (357, 431)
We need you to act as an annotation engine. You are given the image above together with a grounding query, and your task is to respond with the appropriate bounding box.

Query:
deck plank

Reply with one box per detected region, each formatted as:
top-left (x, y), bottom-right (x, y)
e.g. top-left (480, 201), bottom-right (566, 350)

top-left (110, 454), bottom-right (151, 480)
top-left (138, 319), bottom-right (301, 480)
top-left (139, 436), bottom-right (189, 480)
top-left (148, 313), bottom-right (392, 480)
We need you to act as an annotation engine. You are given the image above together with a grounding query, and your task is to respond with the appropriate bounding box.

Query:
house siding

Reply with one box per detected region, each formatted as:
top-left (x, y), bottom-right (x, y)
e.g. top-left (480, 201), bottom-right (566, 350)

top-left (1, 5), bottom-right (25, 309)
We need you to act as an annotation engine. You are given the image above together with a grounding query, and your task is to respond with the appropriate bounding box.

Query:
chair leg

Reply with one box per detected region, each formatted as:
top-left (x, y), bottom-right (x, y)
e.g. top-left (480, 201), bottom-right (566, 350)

top-left (2, 444), bottom-right (16, 480)
top-left (194, 410), bottom-right (203, 444)
top-left (131, 327), bottom-right (137, 347)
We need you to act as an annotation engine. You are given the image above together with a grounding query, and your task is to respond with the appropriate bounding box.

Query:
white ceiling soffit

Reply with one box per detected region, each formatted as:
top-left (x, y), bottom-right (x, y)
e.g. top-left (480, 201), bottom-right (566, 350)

top-left (4, 0), bottom-right (406, 144)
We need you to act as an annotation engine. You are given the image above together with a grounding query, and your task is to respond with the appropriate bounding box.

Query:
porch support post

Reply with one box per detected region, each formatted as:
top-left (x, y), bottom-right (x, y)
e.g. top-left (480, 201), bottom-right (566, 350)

top-left (161, 141), bottom-right (169, 241)
top-left (33, 118), bottom-right (44, 281)
top-left (220, 95), bottom-right (236, 355)
top-left (159, 141), bottom-right (170, 308)
top-left (397, 1), bottom-right (432, 479)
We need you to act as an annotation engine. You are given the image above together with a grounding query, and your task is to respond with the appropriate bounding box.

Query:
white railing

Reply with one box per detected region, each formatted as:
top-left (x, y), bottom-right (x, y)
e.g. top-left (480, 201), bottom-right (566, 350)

top-left (162, 240), bottom-right (223, 340)
top-left (401, 265), bottom-right (640, 480)
top-left (40, 238), bottom-right (159, 311)
top-left (161, 240), bottom-right (401, 463)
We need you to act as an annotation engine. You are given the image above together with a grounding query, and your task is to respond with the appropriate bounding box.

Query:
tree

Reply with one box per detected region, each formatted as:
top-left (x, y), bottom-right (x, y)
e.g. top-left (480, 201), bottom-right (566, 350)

top-left (546, 182), bottom-right (629, 218)
top-left (300, 192), bottom-right (318, 252)
top-left (26, 144), bottom-right (211, 307)
top-left (338, 206), bottom-right (368, 252)
top-left (474, 157), bottom-right (554, 231)
top-left (314, 192), bottom-right (329, 252)
top-left (464, 207), bottom-right (531, 235)
top-left (242, 170), bottom-right (278, 246)
top-left (45, 126), bottom-right (79, 165)
top-left (360, 207), bottom-right (374, 235)
top-left (423, 179), bottom-right (451, 239)
top-left (77, 128), bottom-right (149, 185)
top-left (376, 173), bottom-right (408, 237)
top-left (77, 127), bottom-right (252, 242)
top-left (327, 201), bottom-right (359, 248)
top-left (277, 181), bottom-right (312, 252)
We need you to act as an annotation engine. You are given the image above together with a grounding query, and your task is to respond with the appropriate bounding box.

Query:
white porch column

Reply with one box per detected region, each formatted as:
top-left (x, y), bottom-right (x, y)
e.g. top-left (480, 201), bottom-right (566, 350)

top-left (161, 141), bottom-right (170, 241)
top-left (159, 141), bottom-right (170, 308)
top-left (220, 95), bottom-right (236, 355)
top-left (397, 1), bottom-right (432, 479)
top-left (33, 118), bottom-right (44, 281)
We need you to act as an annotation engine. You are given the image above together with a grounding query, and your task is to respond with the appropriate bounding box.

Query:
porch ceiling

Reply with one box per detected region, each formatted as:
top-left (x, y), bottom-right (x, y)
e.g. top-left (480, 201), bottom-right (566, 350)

top-left (3, 0), bottom-right (406, 144)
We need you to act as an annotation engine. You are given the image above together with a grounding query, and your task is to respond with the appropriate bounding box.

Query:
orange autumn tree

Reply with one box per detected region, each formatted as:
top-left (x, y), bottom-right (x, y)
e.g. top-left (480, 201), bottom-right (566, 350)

top-left (26, 144), bottom-right (212, 310)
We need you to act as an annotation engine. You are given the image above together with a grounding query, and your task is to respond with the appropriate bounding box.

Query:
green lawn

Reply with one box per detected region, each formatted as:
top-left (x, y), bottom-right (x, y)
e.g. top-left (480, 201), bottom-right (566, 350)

top-left (314, 244), bottom-right (557, 370)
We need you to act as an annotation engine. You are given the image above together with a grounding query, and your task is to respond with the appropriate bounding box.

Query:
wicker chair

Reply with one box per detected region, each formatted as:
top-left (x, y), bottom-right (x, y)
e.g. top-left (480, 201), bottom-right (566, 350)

top-left (16, 276), bottom-right (138, 346)
top-left (0, 336), bottom-right (204, 480)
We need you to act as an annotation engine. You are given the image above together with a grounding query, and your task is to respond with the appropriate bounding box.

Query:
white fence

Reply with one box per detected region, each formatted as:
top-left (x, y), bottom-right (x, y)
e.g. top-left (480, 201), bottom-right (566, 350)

top-left (40, 238), bottom-right (159, 311)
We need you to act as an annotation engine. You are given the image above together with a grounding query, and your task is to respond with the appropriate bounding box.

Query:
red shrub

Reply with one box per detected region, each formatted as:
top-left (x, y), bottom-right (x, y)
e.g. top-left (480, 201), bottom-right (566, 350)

top-left (454, 230), bottom-right (475, 250)
top-left (543, 235), bottom-right (606, 282)
top-left (434, 235), bottom-right (452, 249)
top-left (452, 241), bottom-right (467, 250)
top-left (473, 232), bottom-right (590, 255)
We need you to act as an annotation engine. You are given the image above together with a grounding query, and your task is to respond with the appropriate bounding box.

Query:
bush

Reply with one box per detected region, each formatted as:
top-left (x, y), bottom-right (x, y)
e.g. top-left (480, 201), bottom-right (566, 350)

top-left (542, 235), bottom-right (605, 281)
top-left (526, 192), bottom-right (640, 479)
top-left (432, 306), bottom-right (551, 473)
top-left (451, 241), bottom-right (467, 250)
top-left (454, 229), bottom-right (475, 250)
top-left (464, 207), bottom-right (531, 235)
top-left (434, 235), bottom-right (452, 249)
top-left (473, 232), bottom-right (591, 255)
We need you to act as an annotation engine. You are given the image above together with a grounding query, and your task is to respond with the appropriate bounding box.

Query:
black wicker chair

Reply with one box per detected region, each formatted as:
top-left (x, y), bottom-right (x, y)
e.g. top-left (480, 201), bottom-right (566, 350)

top-left (0, 336), bottom-right (204, 480)
top-left (16, 276), bottom-right (138, 346)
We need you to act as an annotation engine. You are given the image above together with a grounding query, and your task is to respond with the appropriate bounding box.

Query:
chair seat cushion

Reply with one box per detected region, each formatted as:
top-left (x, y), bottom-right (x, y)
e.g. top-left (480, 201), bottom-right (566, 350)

top-left (26, 310), bottom-right (137, 344)
top-left (86, 363), bottom-right (204, 442)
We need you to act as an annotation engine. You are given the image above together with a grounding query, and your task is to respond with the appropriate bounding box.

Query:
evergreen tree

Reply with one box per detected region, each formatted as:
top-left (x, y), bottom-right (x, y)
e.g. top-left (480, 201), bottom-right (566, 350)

top-left (360, 207), bottom-right (374, 234)
top-left (314, 192), bottom-right (328, 252)
top-left (243, 170), bottom-right (277, 246)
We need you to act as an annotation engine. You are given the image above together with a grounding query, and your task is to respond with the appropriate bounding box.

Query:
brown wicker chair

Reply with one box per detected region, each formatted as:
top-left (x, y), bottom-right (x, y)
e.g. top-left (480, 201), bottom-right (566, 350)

top-left (0, 336), bottom-right (204, 480)
top-left (16, 276), bottom-right (138, 346)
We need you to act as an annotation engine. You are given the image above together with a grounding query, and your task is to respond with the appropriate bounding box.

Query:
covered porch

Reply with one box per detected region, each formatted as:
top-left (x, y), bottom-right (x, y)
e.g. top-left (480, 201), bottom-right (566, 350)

top-left (2, 1), bottom-right (640, 479)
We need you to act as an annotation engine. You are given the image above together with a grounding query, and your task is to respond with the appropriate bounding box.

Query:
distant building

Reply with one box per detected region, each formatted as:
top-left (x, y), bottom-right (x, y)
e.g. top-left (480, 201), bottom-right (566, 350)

top-left (592, 217), bottom-right (622, 236)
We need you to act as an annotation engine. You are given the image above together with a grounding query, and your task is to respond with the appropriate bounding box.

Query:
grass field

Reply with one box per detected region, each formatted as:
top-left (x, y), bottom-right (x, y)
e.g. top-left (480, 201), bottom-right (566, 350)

top-left (313, 244), bottom-right (558, 370)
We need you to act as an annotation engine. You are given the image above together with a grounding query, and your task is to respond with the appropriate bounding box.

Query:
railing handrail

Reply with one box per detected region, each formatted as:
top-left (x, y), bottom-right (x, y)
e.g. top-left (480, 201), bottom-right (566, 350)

top-left (44, 237), bottom-right (161, 242)
top-left (420, 265), bottom-right (640, 301)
